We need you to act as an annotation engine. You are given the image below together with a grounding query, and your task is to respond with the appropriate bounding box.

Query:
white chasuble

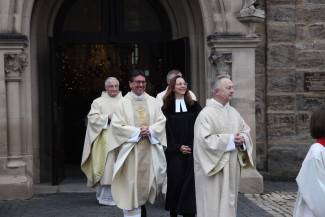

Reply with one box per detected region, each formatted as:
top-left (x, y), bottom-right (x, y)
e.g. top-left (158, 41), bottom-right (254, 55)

top-left (194, 99), bottom-right (254, 217)
top-left (81, 91), bottom-right (122, 186)
top-left (108, 92), bottom-right (167, 210)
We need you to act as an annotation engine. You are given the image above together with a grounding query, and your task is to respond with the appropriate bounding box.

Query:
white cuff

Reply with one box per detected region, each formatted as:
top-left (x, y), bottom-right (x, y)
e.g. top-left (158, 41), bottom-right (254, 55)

top-left (126, 129), bottom-right (141, 143)
top-left (225, 134), bottom-right (236, 152)
top-left (102, 117), bottom-right (109, 129)
top-left (148, 129), bottom-right (159, 144)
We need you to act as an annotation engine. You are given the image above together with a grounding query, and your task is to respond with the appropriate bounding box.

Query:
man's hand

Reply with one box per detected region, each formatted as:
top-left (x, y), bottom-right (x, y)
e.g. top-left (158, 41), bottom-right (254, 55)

top-left (180, 145), bottom-right (191, 154)
top-left (139, 126), bottom-right (150, 137)
top-left (234, 133), bottom-right (244, 147)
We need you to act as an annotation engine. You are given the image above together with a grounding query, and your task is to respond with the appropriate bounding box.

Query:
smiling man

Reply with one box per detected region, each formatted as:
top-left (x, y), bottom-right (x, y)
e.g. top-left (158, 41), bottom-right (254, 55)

top-left (81, 77), bottom-right (123, 206)
top-left (107, 70), bottom-right (167, 217)
top-left (193, 74), bottom-right (254, 217)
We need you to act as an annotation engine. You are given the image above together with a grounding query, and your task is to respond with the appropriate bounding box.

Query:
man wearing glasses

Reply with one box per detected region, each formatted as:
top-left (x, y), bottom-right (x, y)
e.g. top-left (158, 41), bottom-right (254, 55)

top-left (108, 70), bottom-right (167, 217)
top-left (81, 77), bottom-right (123, 206)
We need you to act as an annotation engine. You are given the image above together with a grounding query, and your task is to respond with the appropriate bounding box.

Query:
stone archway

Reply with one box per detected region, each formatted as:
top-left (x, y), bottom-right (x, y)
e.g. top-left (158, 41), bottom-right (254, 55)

top-left (29, 0), bottom-right (206, 184)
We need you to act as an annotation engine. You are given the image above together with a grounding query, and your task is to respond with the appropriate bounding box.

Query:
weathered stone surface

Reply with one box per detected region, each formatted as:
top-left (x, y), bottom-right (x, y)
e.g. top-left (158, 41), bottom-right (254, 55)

top-left (267, 95), bottom-right (295, 111)
top-left (267, 68), bottom-right (296, 92)
top-left (296, 124), bottom-right (310, 140)
top-left (296, 50), bottom-right (325, 68)
top-left (296, 94), bottom-right (325, 111)
top-left (256, 45), bottom-right (266, 66)
top-left (295, 70), bottom-right (305, 92)
top-left (267, 0), bottom-right (296, 5)
top-left (296, 40), bottom-right (325, 50)
top-left (297, 6), bottom-right (325, 23)
top-left (296, 113), bottom-right (311, 140)
top-left (267, 44), bottom-right (296, 67)
top-left (268, 23), bottom-right (295, 42)
top-left (296, 23), bottom-right (325, 46)
top-left (296, 142), bottom-right (313, 160)
top-left (268, 6), bottom-right (295, 22)
top-left (307, 0), bottom-right (325, 3)
top-left (267, 113), bottom-right (296, 140)
top-left (268, 144), bottom-right (301, 176)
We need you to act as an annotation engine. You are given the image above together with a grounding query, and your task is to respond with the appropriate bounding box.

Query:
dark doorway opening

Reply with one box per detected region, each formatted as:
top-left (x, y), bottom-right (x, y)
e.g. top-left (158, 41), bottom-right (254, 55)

top-left (49, 0), bottom-right (189, 184)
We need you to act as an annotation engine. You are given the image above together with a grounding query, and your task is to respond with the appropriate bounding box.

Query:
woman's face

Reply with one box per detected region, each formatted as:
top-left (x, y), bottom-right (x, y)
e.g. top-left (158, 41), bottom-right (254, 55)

top-left (174, 77), bottom-right (188, 98)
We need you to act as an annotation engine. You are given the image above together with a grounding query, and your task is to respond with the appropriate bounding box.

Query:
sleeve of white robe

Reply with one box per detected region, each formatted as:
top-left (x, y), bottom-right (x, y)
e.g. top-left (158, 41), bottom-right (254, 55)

top-left (194, 113), bottom-right (233, 176)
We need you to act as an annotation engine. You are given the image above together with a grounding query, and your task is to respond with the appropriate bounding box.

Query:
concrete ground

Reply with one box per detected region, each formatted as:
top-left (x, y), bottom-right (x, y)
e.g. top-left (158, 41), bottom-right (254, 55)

top-left (0, 172), bottom-right (298, 217)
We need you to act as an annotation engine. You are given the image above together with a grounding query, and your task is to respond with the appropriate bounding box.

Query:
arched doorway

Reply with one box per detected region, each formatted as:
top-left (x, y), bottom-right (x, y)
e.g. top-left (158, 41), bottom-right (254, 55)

top-left (51, 0), bottom-right (190, 184)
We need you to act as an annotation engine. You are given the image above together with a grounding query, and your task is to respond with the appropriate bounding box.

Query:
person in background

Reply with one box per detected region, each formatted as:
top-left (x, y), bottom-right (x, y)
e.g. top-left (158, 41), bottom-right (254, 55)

top-left (81, 77), bottom-right (122, 206)
top-left (293, 106), bottom-right (325, 217)
top-left (156, 69), bottom-right (196, 106)
top-left (108, 70), bottom-right (167, 217)
top-left (162, 75), bottom-right (201, 217)
top-left (193, 74), bottom-right (254, 217)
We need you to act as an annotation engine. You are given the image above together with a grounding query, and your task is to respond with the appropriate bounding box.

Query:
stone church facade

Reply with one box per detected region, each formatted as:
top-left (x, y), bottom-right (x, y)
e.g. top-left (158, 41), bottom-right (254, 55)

top-left (0, 0), bottom-right (323, 200)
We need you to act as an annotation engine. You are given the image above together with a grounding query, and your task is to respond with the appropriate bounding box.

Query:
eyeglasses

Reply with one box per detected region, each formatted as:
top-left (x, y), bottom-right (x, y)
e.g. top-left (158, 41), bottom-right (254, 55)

top-left (133, 80), bottom-right (146, 85)
top-left (176, 82), bottom-right (188, 86)
top-left (106, 85), bottom-right (119, 88)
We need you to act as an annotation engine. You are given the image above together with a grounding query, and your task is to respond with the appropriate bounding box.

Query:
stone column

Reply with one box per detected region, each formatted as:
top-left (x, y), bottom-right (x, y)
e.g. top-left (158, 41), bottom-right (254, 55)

top-left (0, 34), bottom-right (33, 200)
top-left (5, 53), bottom-right (28, 167)
top-left (207, 33), bottom-right (263, 194)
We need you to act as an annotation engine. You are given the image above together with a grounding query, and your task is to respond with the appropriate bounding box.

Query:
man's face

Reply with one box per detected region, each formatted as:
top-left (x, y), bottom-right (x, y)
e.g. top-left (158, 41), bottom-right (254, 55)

top-left (105, 80), bottom-right (119, 97)
top-left (214, 78), bottom-right (234, 105)
top-left (129, 75), bottom-right (146, 96)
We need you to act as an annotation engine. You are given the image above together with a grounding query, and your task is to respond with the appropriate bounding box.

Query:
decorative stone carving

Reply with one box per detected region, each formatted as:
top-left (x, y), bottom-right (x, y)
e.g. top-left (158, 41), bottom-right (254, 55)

top-left (208, 50), bottom-right (232, 75)
top-left (4, 52), bottom-right (28, 79)
top-left (209, 0), bottom-right (246, 34)
top-left (236, 0), bottom-right (265, 37)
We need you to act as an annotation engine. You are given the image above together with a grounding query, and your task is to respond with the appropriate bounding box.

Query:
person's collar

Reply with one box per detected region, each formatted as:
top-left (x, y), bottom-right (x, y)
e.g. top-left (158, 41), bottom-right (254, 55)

top-left (211, 98), bottom-right (228, 108)
top-left (175, 98), bottom-right (187, 112)
top-left (131, 91), bottom-right (144, 98)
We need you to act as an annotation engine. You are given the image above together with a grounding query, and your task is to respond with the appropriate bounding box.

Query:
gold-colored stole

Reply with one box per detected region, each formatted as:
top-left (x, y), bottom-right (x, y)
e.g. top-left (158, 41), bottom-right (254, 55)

top-left (132, 100), bottom-right (152, 204)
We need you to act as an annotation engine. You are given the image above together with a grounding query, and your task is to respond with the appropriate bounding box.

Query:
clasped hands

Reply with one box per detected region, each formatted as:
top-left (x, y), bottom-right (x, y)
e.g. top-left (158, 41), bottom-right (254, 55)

top-left (180, 145), bottom-right (191, 155)
top-left (234, 132), bottom-right (245, 147)
top-left (139, 126), bottom-right (150, 137)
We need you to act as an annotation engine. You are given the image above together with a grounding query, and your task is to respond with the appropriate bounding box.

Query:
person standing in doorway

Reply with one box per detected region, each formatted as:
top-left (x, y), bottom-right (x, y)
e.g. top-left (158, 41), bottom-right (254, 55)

top-left (81, 77), bottom-right (123, 206)
top-left (193, 74), bottom-right (254, 217)
top-left (108, 70), bottom-right (167, 217)
top-left (162, 75), bottom-right (201, 217)
top-left (156, 69), bottom-right (196, 106)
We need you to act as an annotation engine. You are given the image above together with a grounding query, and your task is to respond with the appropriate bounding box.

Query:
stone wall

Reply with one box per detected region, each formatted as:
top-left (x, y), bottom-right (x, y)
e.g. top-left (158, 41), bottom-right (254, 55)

top-left (255, 0), bottom-right (325, 179)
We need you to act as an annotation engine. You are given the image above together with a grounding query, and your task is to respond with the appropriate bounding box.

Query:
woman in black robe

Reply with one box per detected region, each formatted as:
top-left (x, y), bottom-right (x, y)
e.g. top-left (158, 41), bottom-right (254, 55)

top-left (162, 75), bottom-right (201, 217)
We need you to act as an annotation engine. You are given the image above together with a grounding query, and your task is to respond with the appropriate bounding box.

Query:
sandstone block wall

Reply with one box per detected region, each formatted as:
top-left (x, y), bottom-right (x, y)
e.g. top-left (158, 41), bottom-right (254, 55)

top-left (255, 0), bottom-right (325, 178)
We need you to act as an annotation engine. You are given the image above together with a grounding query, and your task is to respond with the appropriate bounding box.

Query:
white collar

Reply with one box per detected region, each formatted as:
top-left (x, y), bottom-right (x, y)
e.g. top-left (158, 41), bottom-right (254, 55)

top-left (175, 98), bottom-right (187, 112)
top-left (211, 98), bottom-right (228, 108)
top-left (131, 91), bottom-right (144, 99)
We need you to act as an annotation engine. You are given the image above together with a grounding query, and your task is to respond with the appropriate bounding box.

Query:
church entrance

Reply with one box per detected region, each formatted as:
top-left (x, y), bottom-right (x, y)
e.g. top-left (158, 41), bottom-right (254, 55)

top-left (51, 0), bottom-right (189, 184)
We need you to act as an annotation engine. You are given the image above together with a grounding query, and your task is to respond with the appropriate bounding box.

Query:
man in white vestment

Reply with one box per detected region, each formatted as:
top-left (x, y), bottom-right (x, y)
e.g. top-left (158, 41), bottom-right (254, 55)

top-left (293, 106), bottom-right (325, 217)
top-left (193, 74), bottom-right (254, 217)
top-left (156, 69), bottom-right (196, 106)
top-left (108, 70), bottom-right (167, 217)
top-left (81, 77), bottom-right (122, 206)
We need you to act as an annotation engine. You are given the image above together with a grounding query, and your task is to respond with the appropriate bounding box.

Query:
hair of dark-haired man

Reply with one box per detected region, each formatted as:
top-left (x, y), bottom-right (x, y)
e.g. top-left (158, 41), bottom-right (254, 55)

top-left (129, 69), bottom-right (146, 82)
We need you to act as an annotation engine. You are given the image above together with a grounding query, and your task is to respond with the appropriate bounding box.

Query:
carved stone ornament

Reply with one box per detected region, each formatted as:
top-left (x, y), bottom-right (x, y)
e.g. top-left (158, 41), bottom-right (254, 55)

top-left (208, 50), bottom-right (232, 75)
top-left (4, 52), bottom-right (28, 75)
top-left (236, 0), bottom-right (265, 37)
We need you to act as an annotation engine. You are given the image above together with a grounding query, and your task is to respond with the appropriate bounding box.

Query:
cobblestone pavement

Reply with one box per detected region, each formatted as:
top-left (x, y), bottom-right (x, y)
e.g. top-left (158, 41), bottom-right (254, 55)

top-left (0, 180), bottom-right (298, 217)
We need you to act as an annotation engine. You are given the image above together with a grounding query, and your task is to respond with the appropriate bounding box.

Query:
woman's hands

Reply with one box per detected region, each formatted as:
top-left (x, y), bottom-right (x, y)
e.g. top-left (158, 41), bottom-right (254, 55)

top-left (180, 145), bottom-right (191, 154)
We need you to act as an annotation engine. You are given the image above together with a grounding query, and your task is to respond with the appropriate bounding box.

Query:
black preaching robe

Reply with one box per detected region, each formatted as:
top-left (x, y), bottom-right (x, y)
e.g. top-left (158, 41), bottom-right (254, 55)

top-left (162, 100), bottom-right (201, 215)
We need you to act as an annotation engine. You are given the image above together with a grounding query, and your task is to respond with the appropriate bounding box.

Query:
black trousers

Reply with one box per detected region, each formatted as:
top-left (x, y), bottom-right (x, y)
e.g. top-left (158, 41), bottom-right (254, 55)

top-left (141, 205), bottom-right (146, 217)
